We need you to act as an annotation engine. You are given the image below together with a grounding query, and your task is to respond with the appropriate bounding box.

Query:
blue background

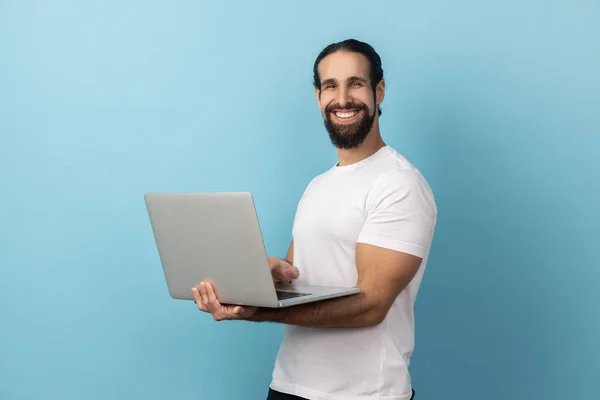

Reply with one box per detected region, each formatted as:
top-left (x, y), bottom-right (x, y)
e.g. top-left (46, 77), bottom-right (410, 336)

top-left (1, 1), bottom-right (599, 399)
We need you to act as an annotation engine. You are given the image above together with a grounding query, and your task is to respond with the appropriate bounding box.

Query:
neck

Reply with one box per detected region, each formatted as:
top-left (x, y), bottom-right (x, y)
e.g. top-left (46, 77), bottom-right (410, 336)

top-left (336, 123), bottom-right (386, 167)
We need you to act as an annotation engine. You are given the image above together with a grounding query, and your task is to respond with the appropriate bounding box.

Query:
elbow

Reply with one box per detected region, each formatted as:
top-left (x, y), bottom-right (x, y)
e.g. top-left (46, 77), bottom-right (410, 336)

top-left (365, 310), bottom-right (386, 326)
top-left (354, 290), bottom-right (392, 327)
top-left (361, 302), bottom-right (388, 327)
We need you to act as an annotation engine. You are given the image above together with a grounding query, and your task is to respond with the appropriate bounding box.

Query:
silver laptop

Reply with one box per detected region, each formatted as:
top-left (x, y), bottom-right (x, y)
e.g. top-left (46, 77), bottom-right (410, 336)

top-left (144, 192), bottom-right (359, 308)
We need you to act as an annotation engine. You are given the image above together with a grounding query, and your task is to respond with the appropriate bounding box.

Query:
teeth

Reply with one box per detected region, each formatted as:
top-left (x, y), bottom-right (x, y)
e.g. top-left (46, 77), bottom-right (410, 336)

top-left (335, 111), bottom-right (358, 119)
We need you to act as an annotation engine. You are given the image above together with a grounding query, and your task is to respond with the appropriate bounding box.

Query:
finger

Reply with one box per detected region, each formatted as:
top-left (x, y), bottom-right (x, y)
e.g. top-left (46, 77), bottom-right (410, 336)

top-left (192, 287), bottom-right (201, 303)
top-left (271, 262), bottom-right (287, 276)
top-left (267, 256), bottom-right (280, 271)
top-left (232, 306), bottom-right (242, 315)
top-left (233, 305), bottom-right (257, 319)
top-left (280, 264), bottom-right (299, 279)
top-left (290, 266), bottom-right (299, 279)
top-left (199, 282), bottom-right (210, 310)
top-left (192, 287), bottom-right (207, 311)
top-left (204, 282), bottom-right (221, 309)
top-left (231, 305), bottom-right (249, 319)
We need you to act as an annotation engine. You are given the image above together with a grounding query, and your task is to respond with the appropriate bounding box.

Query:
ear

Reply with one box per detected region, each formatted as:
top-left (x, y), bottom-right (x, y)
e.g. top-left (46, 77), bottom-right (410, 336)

top-left (375, 79), bottom-right (385, 107)
top-left (314, 86), bottom-right (322, 109)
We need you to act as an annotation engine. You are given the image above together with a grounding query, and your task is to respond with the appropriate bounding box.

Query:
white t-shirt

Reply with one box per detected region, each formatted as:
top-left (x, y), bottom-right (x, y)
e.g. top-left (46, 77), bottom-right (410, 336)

top-left (270, 146), bottom-right (437, 400)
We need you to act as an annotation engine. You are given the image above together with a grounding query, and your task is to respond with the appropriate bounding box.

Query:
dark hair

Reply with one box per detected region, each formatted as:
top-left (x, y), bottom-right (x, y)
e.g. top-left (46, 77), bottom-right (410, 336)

top-left (313, 39), bottom-right (384, 116)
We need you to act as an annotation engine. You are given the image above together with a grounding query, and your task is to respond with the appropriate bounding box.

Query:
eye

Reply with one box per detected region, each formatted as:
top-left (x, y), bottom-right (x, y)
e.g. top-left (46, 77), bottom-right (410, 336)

top-left (325, 84), bottom-right (336, 89)
top-left (351, 81), bottom-right (362, 87)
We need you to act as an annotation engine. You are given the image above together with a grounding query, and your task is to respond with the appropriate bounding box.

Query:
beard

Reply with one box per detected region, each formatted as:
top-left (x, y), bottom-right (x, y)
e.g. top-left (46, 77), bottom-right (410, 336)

top-left (323, 101), bottom-right (376, 149)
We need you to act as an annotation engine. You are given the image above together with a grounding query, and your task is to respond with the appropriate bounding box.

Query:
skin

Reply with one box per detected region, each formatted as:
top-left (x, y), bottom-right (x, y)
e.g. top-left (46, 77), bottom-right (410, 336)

top-left (193, 50), bottom-right (423, 327)
top-left (318, 51), bottom-right (386, 160)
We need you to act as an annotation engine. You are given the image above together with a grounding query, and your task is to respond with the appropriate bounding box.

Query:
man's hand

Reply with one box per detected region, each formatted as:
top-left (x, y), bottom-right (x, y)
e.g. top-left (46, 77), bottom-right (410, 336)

top-left (192, 255), bottom-right (297, 322)
top-left (268, 256), bottom-right (299, 283)
top-left (192, 282), bottom-right (257, 321)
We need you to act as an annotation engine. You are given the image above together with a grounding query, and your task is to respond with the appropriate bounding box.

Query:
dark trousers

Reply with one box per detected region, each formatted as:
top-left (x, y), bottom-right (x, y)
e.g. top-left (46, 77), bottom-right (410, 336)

top-left (267, 388), bottom-right (415, 399)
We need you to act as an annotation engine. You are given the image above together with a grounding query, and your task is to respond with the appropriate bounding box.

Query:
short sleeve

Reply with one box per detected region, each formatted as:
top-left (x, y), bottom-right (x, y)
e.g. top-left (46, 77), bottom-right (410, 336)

top-left (357, 168), bottom-right (437, 258)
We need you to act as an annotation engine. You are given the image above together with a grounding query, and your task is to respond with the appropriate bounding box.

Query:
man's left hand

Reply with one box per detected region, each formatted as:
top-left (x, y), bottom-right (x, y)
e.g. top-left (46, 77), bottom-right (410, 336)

top-left (192, 281), bottom-right (258, 321)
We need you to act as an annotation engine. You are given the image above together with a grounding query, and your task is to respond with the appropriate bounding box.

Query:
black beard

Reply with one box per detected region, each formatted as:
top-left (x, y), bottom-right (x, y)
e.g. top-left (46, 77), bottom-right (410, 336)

top-left (323, 102), bottom-right (375, 149)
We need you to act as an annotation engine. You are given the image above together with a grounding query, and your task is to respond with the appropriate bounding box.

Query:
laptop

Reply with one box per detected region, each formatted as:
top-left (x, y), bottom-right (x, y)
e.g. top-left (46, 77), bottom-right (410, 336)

top-left (144, 192), bottom-right (360, 308)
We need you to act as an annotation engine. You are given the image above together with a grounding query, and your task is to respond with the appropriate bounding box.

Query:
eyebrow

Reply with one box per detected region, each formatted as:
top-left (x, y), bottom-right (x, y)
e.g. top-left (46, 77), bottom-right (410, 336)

top-left (320, 78), bottom-right (337, 87)
top-left (348, 76), bottom-right (368, 84)
top-left (320, 76), bottom-right (369, 87)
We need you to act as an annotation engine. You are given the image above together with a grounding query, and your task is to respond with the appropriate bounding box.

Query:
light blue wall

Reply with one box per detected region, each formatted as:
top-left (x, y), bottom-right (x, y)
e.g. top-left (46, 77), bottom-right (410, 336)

top-left (1, 1), bottom-right (598, 399)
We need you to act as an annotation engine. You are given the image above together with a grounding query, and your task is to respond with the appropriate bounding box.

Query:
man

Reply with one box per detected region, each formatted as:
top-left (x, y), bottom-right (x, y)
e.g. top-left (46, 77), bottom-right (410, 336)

top-left (193, 39), bottom-right (437, 400)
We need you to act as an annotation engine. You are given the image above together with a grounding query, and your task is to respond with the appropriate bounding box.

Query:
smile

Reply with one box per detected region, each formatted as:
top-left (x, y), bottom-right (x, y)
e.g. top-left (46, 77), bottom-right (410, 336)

top-left (332, 109), bottom-right (360, 122)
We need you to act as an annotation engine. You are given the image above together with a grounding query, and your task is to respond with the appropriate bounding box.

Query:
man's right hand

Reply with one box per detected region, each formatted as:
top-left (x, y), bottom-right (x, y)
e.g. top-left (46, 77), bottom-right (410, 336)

top-left (268, 256), bottom-right (299, 283)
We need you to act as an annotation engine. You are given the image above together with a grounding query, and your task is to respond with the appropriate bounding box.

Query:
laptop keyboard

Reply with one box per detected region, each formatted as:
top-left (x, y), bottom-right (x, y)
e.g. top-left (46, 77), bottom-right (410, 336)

top-left (276, 291), bottom-right (311, 300)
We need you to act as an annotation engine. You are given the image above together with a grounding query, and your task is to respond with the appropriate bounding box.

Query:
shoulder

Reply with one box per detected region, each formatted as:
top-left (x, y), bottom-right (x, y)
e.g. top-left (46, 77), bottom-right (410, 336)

top-left (366, 166), bottom-right (437, 222)
top-left (372, 147), bottom-right (434, 193)
top-left (370, 166), bottom-right (433, 200)
top-left (303, 172), bottom-right (326, 192)
top-left (374, 167), bottom-right (428, 188)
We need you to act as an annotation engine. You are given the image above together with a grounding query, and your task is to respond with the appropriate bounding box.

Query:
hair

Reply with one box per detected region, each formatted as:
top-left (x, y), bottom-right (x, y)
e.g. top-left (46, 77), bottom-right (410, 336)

top-left (313, 39), bottom-right (384, 116)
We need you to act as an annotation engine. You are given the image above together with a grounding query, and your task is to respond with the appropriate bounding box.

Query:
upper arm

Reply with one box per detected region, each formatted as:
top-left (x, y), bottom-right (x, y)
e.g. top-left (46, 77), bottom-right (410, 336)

top-left (355, 168), bottom-right (437, 321)
top-left (285, 240), bottom-right (294, 265)
top-left (355, 243), bottom-right (422, 322)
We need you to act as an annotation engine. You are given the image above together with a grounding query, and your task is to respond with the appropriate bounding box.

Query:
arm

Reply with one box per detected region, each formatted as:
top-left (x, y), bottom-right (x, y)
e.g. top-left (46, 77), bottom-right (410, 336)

top-left (249, 243), bottom-right (422, 328)
top-left (252, 169), bottom-right (435, 327)
top-left (284, 240), bottom-right (294, 265)
top-left (194, 168), bottom-right (436, 325)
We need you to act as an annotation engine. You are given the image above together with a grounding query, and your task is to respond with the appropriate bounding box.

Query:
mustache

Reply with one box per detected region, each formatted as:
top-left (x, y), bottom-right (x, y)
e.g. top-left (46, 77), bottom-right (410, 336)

top-left (325, 102), bottom-right (368, 113)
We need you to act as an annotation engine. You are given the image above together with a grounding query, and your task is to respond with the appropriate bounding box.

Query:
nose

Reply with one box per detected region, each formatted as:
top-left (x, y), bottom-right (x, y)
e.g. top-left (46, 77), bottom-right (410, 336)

top-left (336, 86), bottom-right (349, 107)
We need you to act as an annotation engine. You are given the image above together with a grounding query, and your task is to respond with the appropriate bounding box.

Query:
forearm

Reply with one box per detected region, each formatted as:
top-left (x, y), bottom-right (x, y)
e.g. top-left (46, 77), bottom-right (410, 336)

top-left (248, 290), bottom-right (383, 328)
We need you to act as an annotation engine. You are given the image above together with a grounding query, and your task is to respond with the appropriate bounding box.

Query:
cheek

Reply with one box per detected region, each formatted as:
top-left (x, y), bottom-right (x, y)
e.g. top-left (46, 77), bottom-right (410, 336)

top-left (359, 90), bottom-right (376, 104)
top-left (349, 89), bottom-right (373, 106)
top-left (320, 94), bottom-right (335, 109)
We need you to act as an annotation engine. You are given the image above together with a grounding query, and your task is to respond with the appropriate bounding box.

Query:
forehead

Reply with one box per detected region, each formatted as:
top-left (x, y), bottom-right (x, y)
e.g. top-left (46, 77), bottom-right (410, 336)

top-left (318, 51), bottom-right (371, 82)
